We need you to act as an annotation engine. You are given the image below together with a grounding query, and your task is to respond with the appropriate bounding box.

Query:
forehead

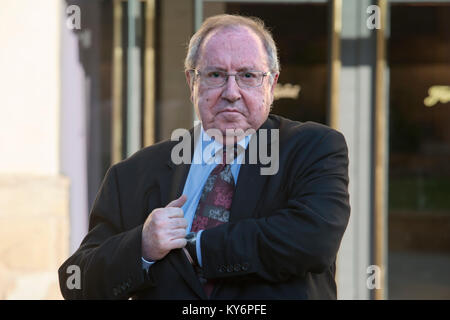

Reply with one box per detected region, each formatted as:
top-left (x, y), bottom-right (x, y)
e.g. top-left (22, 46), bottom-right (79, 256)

top-left (197, 26), bottom-right (268, 70)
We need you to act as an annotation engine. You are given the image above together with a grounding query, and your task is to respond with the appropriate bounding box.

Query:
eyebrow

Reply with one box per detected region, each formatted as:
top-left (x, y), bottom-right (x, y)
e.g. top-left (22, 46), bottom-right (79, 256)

top-left (204, 66), bottom-right (257, 72)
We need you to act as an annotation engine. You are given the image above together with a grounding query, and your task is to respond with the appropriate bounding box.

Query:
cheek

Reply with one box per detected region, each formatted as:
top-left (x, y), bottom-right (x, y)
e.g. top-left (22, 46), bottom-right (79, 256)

top-left (196, 90), bottom-right (219, 119)
top-left (204, 89), bottom-right (223, 106)
top-left (199, 95), bottom-right (213, 108)
top-left (246, 91), bottom-right (267, 112)
top-left (250, 93), bottom-right (270, 122)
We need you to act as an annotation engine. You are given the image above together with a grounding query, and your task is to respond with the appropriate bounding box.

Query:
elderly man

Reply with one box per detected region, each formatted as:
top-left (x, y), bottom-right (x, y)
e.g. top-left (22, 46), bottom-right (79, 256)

top-left (59, 14), bottom-right (350, 300)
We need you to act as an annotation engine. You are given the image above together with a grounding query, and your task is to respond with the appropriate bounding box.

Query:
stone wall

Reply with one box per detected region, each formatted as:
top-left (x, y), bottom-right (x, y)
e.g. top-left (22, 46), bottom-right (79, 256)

top-left (0, 174), bottom-right (69, 299)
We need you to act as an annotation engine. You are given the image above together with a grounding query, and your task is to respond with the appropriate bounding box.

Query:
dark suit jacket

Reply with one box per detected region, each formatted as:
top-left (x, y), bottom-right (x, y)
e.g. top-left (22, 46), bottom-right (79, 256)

top-left (58, 114), bottom-right (350, 300)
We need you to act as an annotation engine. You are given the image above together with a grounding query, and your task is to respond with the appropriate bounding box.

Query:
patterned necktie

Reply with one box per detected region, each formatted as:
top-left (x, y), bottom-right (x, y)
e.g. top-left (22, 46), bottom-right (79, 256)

top-left (190, 146), bottom-right (238, 297)
top-left (191, 146), bottom-right (237, 233)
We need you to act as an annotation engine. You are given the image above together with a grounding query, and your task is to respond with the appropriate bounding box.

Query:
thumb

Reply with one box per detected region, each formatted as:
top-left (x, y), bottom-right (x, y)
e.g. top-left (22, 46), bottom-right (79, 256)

top-left (165, 194), bottom-right (187, 208)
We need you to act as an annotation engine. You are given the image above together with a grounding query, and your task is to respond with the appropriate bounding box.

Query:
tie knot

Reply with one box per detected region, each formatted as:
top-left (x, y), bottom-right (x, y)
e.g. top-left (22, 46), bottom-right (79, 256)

top-left (221, 144), bottom-right (239, 165)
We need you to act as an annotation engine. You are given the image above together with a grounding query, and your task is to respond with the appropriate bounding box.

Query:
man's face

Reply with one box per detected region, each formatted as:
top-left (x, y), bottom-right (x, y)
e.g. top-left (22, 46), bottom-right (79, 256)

top-left (187, 26), bottom-right (278, 142)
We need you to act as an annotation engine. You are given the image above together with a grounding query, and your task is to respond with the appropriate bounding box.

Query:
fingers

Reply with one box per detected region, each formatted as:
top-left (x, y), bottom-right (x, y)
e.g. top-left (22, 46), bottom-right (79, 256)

top-left (168, 227), bottom-right (188, 240)
top-left (141, 197), bottom-right (188, 261)
top-left (166, 194), bottom-right (187, 208)
top-left (153, 231), bottom-right (187, 253)
top-left (170, 217), bottom-right (188, 229)
top-left (165, 207), bottom-right (185, 219)
top-left (170, 238), bottom-right (187, 249)
top-left (153, 219), bottom-right (187, 240)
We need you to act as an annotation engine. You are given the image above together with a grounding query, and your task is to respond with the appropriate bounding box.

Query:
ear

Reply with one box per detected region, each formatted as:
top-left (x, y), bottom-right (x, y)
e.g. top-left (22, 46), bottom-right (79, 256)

top-left (270, 73), bottom-right (279, 95)
top-left (186, 70), bottom-right (194, 90)
top-left (267, 73), bottom-right (279, 107)
top-left (185, 70), bottom-right (195, 103)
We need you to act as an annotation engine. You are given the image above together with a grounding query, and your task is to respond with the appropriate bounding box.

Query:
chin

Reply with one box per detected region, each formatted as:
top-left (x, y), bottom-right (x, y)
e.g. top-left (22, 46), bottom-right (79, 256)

top-left (217, 122), bottom-right (250, 133)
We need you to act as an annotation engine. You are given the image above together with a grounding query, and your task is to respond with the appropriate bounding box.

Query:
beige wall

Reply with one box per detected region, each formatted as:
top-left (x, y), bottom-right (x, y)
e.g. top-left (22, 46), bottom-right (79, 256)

top-left (0, 0), bottom-right (60, 175)
top-left (0, 174), bottom-right (69, 299)
top-left (0, 0), bottom-right (69, 299)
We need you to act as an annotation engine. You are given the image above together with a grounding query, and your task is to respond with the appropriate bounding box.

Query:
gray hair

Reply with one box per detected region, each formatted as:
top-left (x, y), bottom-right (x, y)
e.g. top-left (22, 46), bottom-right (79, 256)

top-left (184, 14), bottom-right (280, 75)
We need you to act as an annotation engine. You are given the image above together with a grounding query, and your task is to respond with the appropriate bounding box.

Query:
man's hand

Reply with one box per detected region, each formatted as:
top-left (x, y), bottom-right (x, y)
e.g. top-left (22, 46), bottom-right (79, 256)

top-left (142, 195), bottom-right (188, 261)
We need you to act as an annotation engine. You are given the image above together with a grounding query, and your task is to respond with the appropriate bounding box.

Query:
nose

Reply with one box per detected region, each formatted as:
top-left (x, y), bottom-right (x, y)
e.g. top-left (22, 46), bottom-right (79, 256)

top-left (221, 75), bottom-right (241, 103)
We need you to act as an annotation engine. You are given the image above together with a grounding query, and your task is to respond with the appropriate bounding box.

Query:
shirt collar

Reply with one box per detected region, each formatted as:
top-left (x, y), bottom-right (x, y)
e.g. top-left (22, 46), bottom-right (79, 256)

top-left (193, 125), bottom-right (253, 165)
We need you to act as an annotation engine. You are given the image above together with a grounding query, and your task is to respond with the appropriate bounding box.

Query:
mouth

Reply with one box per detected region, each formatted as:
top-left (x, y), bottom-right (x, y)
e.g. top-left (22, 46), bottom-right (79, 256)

top-left (218, 109), bottom-right (242, 115)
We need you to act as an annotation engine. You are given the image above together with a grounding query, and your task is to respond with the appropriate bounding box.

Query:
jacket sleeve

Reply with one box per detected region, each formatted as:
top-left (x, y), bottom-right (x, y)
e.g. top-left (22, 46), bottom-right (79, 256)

top-left (58, 166), bottom-right (154, 299)
top-left (200, 130), bottom-right (350, 283)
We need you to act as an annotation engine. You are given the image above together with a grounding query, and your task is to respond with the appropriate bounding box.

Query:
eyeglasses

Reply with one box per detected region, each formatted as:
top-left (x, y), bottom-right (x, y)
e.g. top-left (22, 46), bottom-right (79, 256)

top-left (191, 69), bottom-right (270, 88)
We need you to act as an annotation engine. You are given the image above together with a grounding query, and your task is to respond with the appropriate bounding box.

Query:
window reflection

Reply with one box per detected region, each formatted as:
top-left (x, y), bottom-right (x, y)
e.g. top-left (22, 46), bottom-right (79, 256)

top-left (388, 4), bottom-right (450, 299)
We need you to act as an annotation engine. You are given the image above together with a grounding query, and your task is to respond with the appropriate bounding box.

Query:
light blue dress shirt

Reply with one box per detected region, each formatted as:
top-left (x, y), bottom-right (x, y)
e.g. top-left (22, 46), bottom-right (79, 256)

top-left (142, 125), bottom-right (251, 270)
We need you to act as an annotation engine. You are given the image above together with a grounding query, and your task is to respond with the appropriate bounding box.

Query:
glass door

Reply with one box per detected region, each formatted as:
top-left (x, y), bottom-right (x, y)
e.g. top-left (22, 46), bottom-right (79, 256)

top-left (387, 2), bottom-right (450, 299)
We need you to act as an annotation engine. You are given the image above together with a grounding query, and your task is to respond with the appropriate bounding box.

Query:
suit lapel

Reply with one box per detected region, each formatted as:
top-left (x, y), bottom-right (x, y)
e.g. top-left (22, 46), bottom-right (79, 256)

top-left (160, 125), bottom-right (198, 205)
top-left (230, 160), bottom-right (267, 222)
top-left (167, 161), bottom-right (190, 203)
top-left (158, 125), bottom-right (207, 299)
top-left (230, 117), bottom-right (277, 222)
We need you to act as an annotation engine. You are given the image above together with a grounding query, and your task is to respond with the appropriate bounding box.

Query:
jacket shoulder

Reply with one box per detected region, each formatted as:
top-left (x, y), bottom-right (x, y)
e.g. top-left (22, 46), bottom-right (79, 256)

top-left (268, 114), bottom-right (345, 144)
top-left (113, 138), bottom-right (176, 173)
